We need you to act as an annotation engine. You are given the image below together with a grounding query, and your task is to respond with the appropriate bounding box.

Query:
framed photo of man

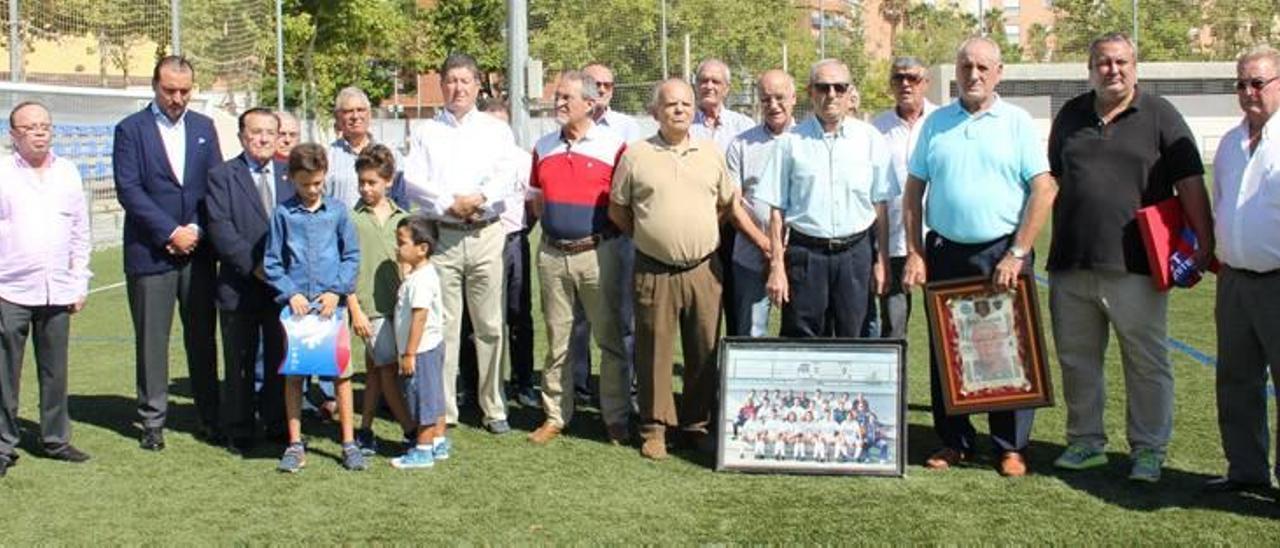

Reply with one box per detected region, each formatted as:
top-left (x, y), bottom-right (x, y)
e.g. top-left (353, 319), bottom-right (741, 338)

top-left (923, 274), bottom-right (1053, 415)
top-left (716, 338), bottom-right (906, 477)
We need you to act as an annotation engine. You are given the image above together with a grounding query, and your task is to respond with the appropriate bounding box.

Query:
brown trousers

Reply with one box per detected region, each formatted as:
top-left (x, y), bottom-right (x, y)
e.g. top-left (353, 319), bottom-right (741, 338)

top-left (633, 252), bottom-right (723, 436)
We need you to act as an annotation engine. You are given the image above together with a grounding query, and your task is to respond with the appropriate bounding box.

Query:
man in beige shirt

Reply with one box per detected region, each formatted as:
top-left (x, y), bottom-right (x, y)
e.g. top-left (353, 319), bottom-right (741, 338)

top-left (610, 78), bottom-right (735, 460)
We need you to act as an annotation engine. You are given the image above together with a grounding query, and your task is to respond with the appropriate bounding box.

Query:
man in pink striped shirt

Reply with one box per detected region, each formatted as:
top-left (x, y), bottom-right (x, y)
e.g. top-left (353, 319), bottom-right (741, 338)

top-left (0, 101), bottom-right (93, 477)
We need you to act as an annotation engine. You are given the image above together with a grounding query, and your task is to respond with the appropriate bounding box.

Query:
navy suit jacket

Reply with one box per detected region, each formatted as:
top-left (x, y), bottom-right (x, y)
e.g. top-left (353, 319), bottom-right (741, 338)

top-left (113, 106), bottom-right (222, 276)
top-left (204, 154), bottom-right (294, 312)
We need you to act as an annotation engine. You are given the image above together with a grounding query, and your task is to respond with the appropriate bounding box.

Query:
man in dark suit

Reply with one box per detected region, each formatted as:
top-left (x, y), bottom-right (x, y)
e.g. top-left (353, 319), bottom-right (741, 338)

top-left (113, 56), bottom-right (223, 450)
top-left (204, 108), bottom-right (294, 452)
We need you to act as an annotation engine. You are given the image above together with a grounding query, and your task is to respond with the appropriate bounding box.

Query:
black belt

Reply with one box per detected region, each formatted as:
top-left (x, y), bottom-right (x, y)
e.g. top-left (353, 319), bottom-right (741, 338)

top-left (789, 228), bottom-right (868, 252)
top-left (437, 217), bottom-right (499, 231)
top-left (636, 250), bottom-right (713, 273)
top-left (544, 230), bottom-right (618, 254)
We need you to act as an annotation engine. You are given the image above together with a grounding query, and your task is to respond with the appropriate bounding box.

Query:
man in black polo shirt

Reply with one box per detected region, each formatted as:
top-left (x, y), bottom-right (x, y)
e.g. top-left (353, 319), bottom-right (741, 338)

top-left (1046, 32), bottom-right (1214, 483)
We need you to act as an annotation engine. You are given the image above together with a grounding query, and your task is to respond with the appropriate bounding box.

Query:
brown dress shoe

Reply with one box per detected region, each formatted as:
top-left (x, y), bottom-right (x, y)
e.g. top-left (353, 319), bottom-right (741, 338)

top-left (527, 422), bottom-right (562, 445)
top-left (999, 451), bottom-right (1028, 477)
top-left (605, 423), bottom-right (631, 446)
top-left (641, 436), bottom-right (668, 460)
top-left (925, 447), bottom-right (968, 470)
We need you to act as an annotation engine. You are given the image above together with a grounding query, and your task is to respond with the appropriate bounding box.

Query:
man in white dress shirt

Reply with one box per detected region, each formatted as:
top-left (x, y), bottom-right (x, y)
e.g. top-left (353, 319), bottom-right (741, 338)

top-left (403, 52), bottom-right (517, 433)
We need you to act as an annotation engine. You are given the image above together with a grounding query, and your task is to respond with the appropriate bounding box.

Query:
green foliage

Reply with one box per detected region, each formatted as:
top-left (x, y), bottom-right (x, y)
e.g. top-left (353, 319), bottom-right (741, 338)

top-left (27, 0), bottom-right (169, 85)
top-left (1203, 0), bottom-right (1279, 60)
top-left (423, 0), bottom-right (506, 91)
top-left (1051, 0), bottom-right (1205, 61)
top-left (1024, 22), bottom-right (1051, 62)
top-left (893, 3), bottom-right (978, 67)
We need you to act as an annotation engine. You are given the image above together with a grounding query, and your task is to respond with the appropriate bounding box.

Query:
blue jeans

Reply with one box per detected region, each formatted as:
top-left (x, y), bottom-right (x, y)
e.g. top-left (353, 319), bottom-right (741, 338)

top-left (731, 262), bottom-right (770, 337)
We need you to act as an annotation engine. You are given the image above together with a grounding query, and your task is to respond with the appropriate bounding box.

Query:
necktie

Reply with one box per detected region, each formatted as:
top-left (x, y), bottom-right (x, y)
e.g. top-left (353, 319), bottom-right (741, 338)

top-left (257, 168), bottom-right (274, 216)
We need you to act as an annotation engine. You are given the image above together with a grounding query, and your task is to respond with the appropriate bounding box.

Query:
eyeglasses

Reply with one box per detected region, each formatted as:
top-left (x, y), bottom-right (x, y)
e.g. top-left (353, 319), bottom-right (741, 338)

top-left (891, 73), bottom-right (924, 85)
top-left (1236, 76), bottom-right (1280, 92)
top-left (812, 82), bottom-right (850, 95)
top-left (12, 123), bottom-right (52, 134)
top-left (596, 81), bottom-right (615, 90)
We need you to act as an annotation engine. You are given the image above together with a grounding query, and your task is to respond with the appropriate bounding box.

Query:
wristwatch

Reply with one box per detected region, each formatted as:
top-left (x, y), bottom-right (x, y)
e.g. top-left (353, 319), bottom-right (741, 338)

top-left (1007, 245), bottom-right (1029, 260)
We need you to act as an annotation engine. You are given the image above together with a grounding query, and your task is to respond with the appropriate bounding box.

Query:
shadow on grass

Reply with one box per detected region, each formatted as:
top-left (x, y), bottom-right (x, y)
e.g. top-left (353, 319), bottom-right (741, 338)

top-left (67, 391), bottom-right (210, 442)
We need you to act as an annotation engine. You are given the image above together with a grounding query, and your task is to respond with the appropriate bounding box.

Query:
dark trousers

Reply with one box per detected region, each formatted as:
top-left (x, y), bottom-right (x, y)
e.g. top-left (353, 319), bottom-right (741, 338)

top-left (878, 256), bottom-right (911, 339)
top-left (925, 232), bottom-right (1035, 454)
top-left (0, 300), bottom-right (72, 456)
top-left (219, 307), bottom-right (285, 439)
top-left (718, 223), bottom-right (738, 339)
top-left (1215, 266), bottom-right (1280, 483)
top-left (460, 230), bottom-right (534, 394)
top-left (126, 256), bottom-right (220, 431)
top-left (634, 253), bottom-right (722, 431)
top-left (780, 231), bottom-right (872, 338)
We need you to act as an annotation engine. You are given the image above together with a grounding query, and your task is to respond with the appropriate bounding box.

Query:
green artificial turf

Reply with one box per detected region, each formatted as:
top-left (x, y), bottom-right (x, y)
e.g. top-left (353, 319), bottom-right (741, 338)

top-left (3, 229), bottom-right (1278, 543)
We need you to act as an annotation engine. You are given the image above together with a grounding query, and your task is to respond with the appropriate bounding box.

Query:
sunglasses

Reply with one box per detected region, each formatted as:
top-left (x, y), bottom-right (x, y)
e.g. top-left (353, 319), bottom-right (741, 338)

top-left (1236, 76), bottom-right (1279, 92)
top-left (891, 73), bottom-right (924, 85)
top-left (812, 82), bottom-right (850, 95)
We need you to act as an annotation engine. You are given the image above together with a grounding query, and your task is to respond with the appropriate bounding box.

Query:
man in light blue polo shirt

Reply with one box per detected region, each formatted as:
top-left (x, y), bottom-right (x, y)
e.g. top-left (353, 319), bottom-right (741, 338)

top-left (758, 59), bottom-right (895, 338)
top-left (901, 37), bottom-right (1057, 477)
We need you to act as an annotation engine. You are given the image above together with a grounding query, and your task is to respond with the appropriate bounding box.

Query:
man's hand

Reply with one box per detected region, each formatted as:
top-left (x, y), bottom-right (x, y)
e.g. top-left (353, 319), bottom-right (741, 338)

top-left (253, 264), bottom-right (267, 282)
top-left (873, 259), bottom-right (887, 296)
top-left (69, 297), bottom-right (87, 314)
top-left (169, 226), bottom-right (199, 255)
top-left (449, 193), bottom-right (485, 220)
top-left (1192, 239), bottom-right (1216, 271)
top-left (992, 255), bottom-right (1023, 291)
top-left (351, 308), bottom-right (373, 339)
top-left (902, 252), bottom-right (927, 291)
top-left (317, 292), bottom-right (340, 318)
top-left (288, 294), bottom-right (310, 316)
top-left (399, 354), bottom-right (416, 377)
top-left (766, 261), bottom-right (790, 307)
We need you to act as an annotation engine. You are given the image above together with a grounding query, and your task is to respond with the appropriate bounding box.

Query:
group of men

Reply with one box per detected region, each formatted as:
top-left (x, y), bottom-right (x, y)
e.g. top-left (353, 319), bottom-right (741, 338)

top-left (2, 34), bottom-right (1279, 496)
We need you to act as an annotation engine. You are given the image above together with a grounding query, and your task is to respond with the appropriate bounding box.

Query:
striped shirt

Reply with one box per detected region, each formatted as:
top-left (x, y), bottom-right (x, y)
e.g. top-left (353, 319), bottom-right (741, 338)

top-left (530, 123), bottom-right (626, 241)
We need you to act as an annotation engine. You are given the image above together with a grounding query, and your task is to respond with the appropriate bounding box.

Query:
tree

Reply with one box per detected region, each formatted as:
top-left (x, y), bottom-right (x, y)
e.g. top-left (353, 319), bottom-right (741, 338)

top-left (879, 0), bottom-right (910, 58)
top-left (1023, 23), bottom-right (1052, 62)
top-left (1204, 0), bottom-right (1278, 60)
top-left (893, 3), bottom-right (978, 66)
top-left (1051, 0), bottom-right (1204, 61)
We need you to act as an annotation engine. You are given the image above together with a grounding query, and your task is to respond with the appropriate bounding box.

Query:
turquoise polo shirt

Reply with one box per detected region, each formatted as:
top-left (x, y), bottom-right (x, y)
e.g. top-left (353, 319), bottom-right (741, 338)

top-left (756, 116), bottom-right (896, 239)
top-left (908, 98), bottom-right (1048, 243)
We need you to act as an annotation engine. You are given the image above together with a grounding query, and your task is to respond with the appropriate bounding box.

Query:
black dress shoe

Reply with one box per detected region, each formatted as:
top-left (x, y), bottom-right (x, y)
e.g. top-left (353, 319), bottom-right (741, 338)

top-left (198, 428), bottom-right (228, 446)
top-left (0, 455), bottom-right (13, 477)
top-left (45, 445), bottom-right (91, 463)
top-left (1203, 476), bottom-right (1272, 493)
top-left (227, 437), bottom-right (257, 455)
top-left (140, 428), bottom-right (165, 451)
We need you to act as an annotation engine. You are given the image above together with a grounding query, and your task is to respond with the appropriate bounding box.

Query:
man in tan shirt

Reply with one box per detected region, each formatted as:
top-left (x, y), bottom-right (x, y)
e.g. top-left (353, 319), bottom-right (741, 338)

top-left (610, 78), bottom-right (735, 460)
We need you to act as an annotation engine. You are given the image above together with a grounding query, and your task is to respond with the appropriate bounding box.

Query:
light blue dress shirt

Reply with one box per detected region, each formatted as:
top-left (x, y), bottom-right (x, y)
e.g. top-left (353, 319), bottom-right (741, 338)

top-left (755, 116), bottom-right (896, 239)
top-left (908, 98), bottom-right (1049, 244)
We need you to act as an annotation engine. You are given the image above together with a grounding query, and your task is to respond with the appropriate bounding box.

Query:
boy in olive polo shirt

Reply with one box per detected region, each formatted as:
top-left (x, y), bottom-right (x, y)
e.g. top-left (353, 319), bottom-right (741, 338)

top-left (348, 144), bottom-right (415, 455)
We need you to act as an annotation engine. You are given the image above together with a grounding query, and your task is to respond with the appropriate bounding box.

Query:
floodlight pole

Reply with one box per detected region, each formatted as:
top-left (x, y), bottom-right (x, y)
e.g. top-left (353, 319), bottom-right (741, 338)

top-left (1132, 0), bottom-right (1140, 59)
top-left (276, 0), bottom-right (285, 110)
top-left (661, 0), bottom-right (669, 79)
top-left (507, 0), bottom-right (529, 148)
top-left (9, 0), bottom-right (20, 82)
top-left (171, 0), bottom-right (181, 54)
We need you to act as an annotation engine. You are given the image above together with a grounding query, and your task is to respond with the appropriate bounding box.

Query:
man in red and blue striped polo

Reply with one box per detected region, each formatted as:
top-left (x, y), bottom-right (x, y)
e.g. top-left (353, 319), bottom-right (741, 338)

top-left (526, 70), bottom-right (633, 445)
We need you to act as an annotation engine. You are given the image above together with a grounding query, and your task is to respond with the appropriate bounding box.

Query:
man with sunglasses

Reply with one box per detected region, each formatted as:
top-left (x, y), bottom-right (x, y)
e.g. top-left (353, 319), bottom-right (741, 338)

top-left (1207, 45), bottom-right (1280, 495)
top-left (902, 37), bottom-right (1056, 477)
top-left (1045, 32), bottom-right (1212, 483)
top-left (758, 59), bottom-right (895, 339)
top-left (870, 57), bottom-right (937, 341)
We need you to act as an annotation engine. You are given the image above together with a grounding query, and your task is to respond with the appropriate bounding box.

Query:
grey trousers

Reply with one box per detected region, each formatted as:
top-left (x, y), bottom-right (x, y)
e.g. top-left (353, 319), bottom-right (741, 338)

top-left (126, 257), bottom-right (220, 430)
top-left (1049, 269), bottom-right (1172, 456)
top-left (1215, 266), bottom-right (1280, 484)
top-left (0, 299), bottom-right (72, 456)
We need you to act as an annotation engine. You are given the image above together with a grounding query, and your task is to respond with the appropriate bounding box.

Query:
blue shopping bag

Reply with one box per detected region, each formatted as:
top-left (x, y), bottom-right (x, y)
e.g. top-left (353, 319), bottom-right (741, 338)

top-left (279, 305), bottom-right (351, 377)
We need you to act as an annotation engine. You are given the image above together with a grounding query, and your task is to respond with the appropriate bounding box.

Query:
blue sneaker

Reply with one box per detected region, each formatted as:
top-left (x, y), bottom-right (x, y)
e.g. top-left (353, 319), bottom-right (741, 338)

top-left (277, 443), bottom-right (306, 473)
top-left (355, 428), bottom-right (377, 456)
top-left (391, 447), bottom-right (434, 469)
top-left (433, 438), bottom-right (451, 461)
top-left (341, 442), bottom-right (368, 471)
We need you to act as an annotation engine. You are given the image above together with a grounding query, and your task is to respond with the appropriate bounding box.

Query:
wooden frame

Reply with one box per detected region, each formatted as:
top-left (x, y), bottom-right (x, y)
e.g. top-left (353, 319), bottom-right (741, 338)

top-left (715, 338), bottom-right (906, 477)
top-left (923, 274), bottom-right (1054, 415)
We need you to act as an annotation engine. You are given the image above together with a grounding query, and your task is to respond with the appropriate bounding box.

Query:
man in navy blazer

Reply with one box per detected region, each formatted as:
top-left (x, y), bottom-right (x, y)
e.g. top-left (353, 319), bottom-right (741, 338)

top-left (113, 56), bottom-right (223, 451)
top-left (204, 108), bottom-right (294, 452)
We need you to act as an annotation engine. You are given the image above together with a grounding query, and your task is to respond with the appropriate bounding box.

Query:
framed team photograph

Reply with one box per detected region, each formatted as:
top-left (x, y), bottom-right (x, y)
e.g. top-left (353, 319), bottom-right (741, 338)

top-left (716, 338), bottom-right (906, 477)
top-left (923, 274), bottom-right (1054, 416)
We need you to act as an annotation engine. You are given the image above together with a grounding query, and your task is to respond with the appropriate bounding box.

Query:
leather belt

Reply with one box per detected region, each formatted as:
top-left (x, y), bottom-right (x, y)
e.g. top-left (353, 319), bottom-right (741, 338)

top-left (789, 229), bottom-right (867, 252)
top-left (636, 250), bottom-right (713, 273)
top-left (437, 216), bottom-right (499, 231)
top-left (545, 231), bottom-right (618, 254)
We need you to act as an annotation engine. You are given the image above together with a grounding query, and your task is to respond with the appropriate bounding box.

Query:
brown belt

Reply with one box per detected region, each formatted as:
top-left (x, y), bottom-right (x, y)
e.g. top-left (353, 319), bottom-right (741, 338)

top-left (636, 250), bottom-right (713, 273)
top-left (436, 216), bottom-right (499, 231)
top-left (544, 231), bottom-right (618, 254)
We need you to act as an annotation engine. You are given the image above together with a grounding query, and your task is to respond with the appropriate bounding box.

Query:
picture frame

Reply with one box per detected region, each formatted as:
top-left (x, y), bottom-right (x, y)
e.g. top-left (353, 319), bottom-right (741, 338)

top-left (715, 338), bottom-right (906, 477)
top-left (923, 274), bottom-right (1054, 415)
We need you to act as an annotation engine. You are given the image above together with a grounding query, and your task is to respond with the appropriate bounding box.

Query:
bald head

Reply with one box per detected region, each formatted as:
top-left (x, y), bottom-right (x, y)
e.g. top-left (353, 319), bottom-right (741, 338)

top-left (650, 78), bottom-right (695, 141)
top-left (756, 69), bottom-right (796, 134)
top-left (954, 36), bottom-right (1004, 112)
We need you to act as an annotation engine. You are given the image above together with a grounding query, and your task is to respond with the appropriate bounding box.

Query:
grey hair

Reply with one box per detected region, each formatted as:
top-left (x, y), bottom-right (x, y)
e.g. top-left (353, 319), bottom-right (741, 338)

top-left (756, 69), bottom-right (795, 95)
top-left (333, 86), bottom-right (370, 113)
top-left (956, 36), bottom-right (1002, 65)
top-left (1238, 45), bottom-right (1280, 70)
top-left (559, 69), bottom-right (601, 101)
top-left (1088, 32), bottom-right (1136, 65)
top-left (648, 77), bottom-right (692, 112)
top-left (274, 110), bottom-right (299, 126)
top-left (696, 58), bottom-right (731, 84)
top-left (808, 58), bottom-right (850, 84)
top-left (891, 56), bottom-right (926, 72)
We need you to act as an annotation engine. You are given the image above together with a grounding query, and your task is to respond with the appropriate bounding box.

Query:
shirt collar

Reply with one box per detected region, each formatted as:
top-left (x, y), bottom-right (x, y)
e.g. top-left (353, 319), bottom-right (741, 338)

top-left (951, 95), bottom-right (1005, 119)
top-left (893, 100), bottom-right (936, 126)
top-left (560, 121), bottom-right (601, 143)
top-left (694, 106), bottom-right (724, 127)
top-left (651, 132), bottom-right (699, 152)
top-left (439, 106), bottom-right (478, 127)
top-left (243, 155), bottom-right (271, 173)
top-left (354, 199), bottom-right (406, 215)
top-left (286, 195), bottom-right (329, 213)
top-left (800, 115), bottom-right (850, 137)
top-left (150, 102), bottom-right (187, 126)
